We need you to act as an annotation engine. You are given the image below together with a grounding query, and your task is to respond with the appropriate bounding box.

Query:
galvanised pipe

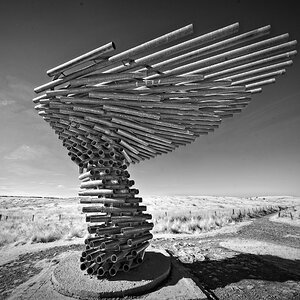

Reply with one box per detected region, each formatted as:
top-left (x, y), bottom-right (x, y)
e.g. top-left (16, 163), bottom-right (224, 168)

top-left (148, 25), bottom-right (271, 73)
top-left (106, 23), bottom-right (238, 73)
top-left (47, 42), bottom-right (116, 77)
top-left (35, 24), bottom-right (194, 93)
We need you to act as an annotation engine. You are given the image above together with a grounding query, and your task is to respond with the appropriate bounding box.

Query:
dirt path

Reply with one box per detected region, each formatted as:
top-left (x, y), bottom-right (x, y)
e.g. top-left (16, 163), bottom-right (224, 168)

top-left (0, 214), bottom-right (299, 300)
top-left (237, 215), bottom-right (300, 248)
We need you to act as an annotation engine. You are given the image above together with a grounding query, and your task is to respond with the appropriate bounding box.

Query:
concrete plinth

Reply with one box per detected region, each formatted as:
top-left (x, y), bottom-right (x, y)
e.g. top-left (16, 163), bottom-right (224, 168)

top-left (52, 249), bottom-right (171, 299)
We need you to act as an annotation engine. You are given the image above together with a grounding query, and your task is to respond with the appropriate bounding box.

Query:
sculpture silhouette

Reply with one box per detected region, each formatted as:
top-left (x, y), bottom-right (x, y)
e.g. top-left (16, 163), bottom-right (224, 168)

top-left (33, 22), bottom-right (297, 277)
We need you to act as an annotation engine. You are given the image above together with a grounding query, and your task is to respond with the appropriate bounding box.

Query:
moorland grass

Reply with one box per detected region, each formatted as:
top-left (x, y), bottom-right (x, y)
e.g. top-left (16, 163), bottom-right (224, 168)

top-left (0, 195), bottom-right (297, 246)
top-left (0, 205), bottom-right (283, 246)
top-left (152, 206), bottom-right (280, 234)
top-left (0, 218), bottom-right (85, 247)
top-left (277, 205), bottom-right (300, 220)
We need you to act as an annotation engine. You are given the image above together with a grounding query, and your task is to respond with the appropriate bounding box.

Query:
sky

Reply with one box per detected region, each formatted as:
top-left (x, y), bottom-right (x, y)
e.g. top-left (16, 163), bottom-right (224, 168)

top-left (0, 0), bottom-right (299, 197)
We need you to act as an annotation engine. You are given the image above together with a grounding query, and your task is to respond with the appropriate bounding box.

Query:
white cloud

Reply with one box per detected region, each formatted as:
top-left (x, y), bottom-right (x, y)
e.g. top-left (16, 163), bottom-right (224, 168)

top-left (0, 186), bottom-right (12, 191)
top-left (0, 146), bottom-right (7, 154)
top-left (3, 161), bottom-right (52, 177)
top-left (57, 184), bottom-right (64, 188)
top-left (4, 144), bottom-right (49, 161)
top-left (0, 75), bottom-right (34, 112)
top-left (0, 99), bottom-right (16, 106)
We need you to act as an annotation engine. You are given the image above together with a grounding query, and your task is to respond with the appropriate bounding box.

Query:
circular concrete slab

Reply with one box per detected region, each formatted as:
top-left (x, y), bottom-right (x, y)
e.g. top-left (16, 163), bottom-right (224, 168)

top-left (52, 249), bottom-right (171, 299)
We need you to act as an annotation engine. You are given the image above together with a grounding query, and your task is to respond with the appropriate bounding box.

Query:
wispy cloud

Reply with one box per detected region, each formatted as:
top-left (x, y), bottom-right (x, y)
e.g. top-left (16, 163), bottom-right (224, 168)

top-left (0, 186), bottom-right (11, 190)
top-left (0, 75), bottom-right (34, 112)
top-left (2, 144), bottom-right (64, 178)
top-left (0, 99), bottom-right (16, 106)
top-left (0, 146), bottom-right (7, 154)
top-left (3, 162), bottom-right (49, 177)
top-left (4, 144), bottom-right (50, 161)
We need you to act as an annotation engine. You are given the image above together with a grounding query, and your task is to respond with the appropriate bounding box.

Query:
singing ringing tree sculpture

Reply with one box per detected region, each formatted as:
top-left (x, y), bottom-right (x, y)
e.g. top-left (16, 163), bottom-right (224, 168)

top-left (33, 22), bottom-right (297, 278)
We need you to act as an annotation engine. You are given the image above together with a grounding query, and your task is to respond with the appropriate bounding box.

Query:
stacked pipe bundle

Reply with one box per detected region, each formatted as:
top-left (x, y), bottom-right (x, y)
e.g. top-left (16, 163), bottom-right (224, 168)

top-left (77, 142), bottom-right (153, 277)
top-left (33, 22), bottom-right (296, 277)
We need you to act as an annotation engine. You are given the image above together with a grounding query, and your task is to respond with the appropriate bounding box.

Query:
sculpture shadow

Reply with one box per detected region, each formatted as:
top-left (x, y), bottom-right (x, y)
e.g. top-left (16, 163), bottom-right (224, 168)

top-left (105, 251), bottom-right (300, 299)
top-left (108, 251), bottom-right (171, 281)
top-left (180, 253), bottom-right (300, 290)
top-left (107, 251), bottom-right (300, 288)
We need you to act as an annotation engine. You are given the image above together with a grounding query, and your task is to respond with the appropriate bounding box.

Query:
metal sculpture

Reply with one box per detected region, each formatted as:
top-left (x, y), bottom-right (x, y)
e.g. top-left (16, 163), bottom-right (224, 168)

top-left (33, 22), bottom-right (296, 278)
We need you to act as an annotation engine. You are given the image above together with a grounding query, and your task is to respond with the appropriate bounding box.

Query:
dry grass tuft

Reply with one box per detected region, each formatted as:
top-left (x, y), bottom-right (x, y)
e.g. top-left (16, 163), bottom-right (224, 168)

top-left (0, 218), bottom-right (86, 246)
top-left (152, 206), bottom-right (280, 234)
top-left (0, 196), bottom-right (86, 247)
top-left (277, 206), bottom-right (300, 220)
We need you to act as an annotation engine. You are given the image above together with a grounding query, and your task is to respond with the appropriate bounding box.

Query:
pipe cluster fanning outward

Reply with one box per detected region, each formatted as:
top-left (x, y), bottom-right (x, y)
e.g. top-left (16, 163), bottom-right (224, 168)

top-left (33, 22), bottom-right (296, 277)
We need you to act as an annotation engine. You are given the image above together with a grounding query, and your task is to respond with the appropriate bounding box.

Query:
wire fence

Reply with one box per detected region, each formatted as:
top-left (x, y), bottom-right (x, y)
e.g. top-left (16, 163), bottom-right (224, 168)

top-left (0, 214), bottom-right (84, 222)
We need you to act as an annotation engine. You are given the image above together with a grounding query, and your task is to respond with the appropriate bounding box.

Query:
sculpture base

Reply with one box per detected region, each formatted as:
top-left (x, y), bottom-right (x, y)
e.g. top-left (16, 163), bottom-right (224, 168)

top-left (52, 249), bottom-right (171, 299)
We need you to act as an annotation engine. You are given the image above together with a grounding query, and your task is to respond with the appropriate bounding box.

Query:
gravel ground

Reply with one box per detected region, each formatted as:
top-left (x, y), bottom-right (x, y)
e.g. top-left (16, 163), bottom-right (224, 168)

top-left (237, 216), bottom-right (300, 248)
top-left (151, 214), bottom-right (300, 300)
top-left (0, 244), bottom-right (83, 300)
top-left (151, 235), bottom-right (300, 300)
